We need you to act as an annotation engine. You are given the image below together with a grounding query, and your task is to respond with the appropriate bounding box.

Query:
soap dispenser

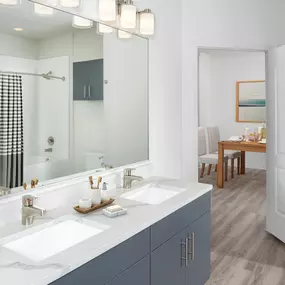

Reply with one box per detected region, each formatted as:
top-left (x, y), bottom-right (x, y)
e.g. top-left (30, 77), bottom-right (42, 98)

top-left (101, 182), bottom-right (110, 202)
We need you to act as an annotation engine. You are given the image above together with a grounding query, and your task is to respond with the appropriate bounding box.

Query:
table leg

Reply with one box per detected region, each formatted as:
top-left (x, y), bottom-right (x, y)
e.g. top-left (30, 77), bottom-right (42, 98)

top-left (217, 143), bottom-right (224, 188)
top-left (241, 151), bottom-right (246, 175)
top-left (231, 158), bottom-right (234, 179)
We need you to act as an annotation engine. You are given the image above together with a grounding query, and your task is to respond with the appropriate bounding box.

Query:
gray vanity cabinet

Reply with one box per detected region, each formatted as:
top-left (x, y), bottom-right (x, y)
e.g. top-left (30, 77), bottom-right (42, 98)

top-left (151, 227), bottom-right (187, 285)
top-left (73, 59), bottom-right (104, 101)
top-left (185, 212), bottom-right (211, 285)
top-left (106, 255), bottom-right (150, 285)
top-left (151, 212), bottom-right (211, 285)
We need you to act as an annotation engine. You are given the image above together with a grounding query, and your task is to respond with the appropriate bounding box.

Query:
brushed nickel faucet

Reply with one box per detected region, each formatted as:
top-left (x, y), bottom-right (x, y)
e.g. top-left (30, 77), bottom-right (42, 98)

top-left (22, 195), bottom-right (47, 226)
top-left (123, 168), bottom-right (143, 189)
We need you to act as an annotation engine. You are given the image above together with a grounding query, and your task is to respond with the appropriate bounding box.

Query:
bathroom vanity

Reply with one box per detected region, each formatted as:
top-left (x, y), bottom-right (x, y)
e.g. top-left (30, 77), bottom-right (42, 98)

top-left (0, 178), bottom-right (212, 285)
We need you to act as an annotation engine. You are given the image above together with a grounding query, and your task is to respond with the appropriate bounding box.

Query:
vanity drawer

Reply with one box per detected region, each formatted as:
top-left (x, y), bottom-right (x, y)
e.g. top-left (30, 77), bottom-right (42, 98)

top-left (50, 228), bottom-right (150, 285)
top-left (150, 192), bottom-right (211, 251)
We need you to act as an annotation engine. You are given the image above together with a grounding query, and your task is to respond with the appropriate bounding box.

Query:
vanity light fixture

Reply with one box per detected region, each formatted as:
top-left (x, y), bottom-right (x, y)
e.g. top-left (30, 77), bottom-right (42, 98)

top-left (97, 23), bottom-right (113, 34)
top-left (60, 0), bottom-right (80, 8)
top-left (99, 0), bottom-right (116, 22)
top-left (139, 9), bottom-right (155, 36)
top-left (34, 3), bottom-right (55, 15)
top-left (14, 27), bottom-right (24, 31)
top-left (0, 0), bottom-right (18, 5)
top-left (117, 29), bottom-right (132, 39)
top-left (120, 0), bottom-right (136, 29)
top-left (72, 16), bottom-right (93, 29)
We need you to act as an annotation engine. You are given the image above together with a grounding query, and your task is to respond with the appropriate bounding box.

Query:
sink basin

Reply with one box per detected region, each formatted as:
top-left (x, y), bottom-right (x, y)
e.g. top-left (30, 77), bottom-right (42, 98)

top-left (2, 216), bottom-right (109, 262)
top-left (121, 184), bottom-right (185, 205)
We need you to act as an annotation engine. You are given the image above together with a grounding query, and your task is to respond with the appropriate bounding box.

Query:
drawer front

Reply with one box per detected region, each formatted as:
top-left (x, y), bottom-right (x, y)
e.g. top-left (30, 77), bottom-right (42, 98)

top-left (50, 228), bottom-right (150, 285)
top-left (150, 192), bottom-right (211, 251)
top-left (106, 255), bottom-right (150, 285)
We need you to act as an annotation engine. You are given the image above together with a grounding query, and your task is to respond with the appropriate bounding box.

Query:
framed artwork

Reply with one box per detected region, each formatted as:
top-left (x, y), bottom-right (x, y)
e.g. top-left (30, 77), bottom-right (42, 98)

top-left (236, 80), bottom-right (266, 123)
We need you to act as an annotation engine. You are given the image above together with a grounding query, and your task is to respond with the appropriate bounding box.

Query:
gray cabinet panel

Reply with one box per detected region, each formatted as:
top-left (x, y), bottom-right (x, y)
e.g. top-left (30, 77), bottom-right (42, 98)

top-left (73, 61), bottom-right (89, 101)
top-left (151, 227), bottom-right (187, 285)
top-left (49, 228), bottom-right (150, 285)
top-left (88, 59), bottom-right (104, 100)
top-left (151, 192), bottom-right (211, 251)
top-left (106, 255), bottom-right (150, 285)
top-left (186, 212), bottom-right (211, 285)
top-left (73, 59), bottom-right (104, 101)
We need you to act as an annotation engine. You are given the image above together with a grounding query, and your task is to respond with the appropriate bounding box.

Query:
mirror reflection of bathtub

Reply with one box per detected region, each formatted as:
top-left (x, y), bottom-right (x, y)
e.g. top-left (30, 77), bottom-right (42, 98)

top-left (24, 156), bottom-right (71, 183)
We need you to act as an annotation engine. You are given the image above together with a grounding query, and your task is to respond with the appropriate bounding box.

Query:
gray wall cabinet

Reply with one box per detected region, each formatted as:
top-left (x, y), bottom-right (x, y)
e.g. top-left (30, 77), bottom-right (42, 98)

top-left (49, 192), bottom-right (211, 285)
top-left (73, 59), bottom-right (104, 101)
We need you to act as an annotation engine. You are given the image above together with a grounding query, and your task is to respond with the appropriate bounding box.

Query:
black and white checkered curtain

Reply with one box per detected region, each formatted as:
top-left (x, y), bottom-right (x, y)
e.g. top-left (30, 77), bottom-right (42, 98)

top-left (0, 75), bottom-right (23, 188)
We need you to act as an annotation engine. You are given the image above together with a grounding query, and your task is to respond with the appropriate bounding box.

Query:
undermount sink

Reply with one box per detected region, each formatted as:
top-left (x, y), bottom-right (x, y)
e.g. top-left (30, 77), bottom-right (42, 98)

top-left (2, 216), bottom-right (110, 262)
top-left (121, 184), bottom-right (186, 205)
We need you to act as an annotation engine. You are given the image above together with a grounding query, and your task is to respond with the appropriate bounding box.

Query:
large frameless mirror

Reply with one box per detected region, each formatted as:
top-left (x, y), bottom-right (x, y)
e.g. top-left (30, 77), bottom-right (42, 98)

top-left (0, 0), bottom-right (149, 196)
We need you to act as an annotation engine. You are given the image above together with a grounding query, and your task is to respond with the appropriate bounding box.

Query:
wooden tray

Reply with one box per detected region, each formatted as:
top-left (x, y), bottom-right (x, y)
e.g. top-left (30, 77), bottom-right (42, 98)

top-left (74, 199), bottom-right (115, 214)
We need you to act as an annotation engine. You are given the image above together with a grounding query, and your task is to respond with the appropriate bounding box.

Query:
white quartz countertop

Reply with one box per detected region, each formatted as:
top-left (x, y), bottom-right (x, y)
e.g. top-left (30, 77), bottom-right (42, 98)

top-left (0, 178), bottom-right (212, 285)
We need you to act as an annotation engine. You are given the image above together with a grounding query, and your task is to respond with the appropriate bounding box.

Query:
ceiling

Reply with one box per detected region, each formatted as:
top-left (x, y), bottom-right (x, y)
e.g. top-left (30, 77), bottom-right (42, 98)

top-left (0, 0), bottom-right (74, 39)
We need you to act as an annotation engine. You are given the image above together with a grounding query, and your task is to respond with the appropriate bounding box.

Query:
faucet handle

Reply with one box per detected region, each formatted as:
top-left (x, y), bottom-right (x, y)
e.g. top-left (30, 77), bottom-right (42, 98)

top-left (124, 168), bottom-right (136, 176)
top-left (22, 194), bottom-right (38, 207)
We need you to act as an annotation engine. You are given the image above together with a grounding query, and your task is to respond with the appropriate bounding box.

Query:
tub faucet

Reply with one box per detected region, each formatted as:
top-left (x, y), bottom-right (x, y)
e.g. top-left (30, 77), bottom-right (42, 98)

top-left (22, 195), bottom-right (47, 226)
top-left (123, 168), bottom-right (143, 189)
top-left (44, 148), bottom-right (53, 153)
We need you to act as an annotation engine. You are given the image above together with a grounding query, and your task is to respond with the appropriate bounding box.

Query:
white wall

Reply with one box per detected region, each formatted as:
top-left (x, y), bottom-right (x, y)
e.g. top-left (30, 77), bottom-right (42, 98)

top-left (38, 29), bottom-right (105, 172)
top-left (103, 33), bottom-right (148, 168)
top-left (37, 56), bottom-right (70, 161)
top-left (0, 32), bottom-right (38, 59)
top-left (199, 51), bottom-right (266, 169)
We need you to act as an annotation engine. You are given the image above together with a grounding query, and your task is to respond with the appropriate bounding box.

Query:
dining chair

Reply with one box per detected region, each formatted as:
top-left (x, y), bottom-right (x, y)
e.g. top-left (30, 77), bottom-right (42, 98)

top-left (198, 127), bottom-right (229, 180)
top-left (206, 126), bottom-right (241, 178)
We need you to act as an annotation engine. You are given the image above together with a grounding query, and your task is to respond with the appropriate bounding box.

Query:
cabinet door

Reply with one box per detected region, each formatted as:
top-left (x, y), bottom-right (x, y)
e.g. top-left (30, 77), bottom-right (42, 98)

top-left (106, 255), bottom-right (150, 285)
top-left (73, 61), bottom-right (89, 100)
top-left (87, 59), bottom-right (104, 100)
top-left (186, 212), bottom-right (211, 285)
top-left (151, 228), bottom-right (187, 285)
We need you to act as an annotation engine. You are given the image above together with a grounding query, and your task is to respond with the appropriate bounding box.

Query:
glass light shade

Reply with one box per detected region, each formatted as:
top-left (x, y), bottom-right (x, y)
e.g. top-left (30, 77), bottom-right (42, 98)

top-left (34, 3), bottom-right (54, 15)
top-left (139, 10), bottom-right (155, 35)
top-left (118, 30), bottom-right (132, 39)
top-left (0, 0), bottom-right (18, 5)
top-left (99, 0), bottom-right (116, 22)
top-left (73, 16), bottom-right (93, 29)
top-left (97, 23), bottom-right (113, 34)
top-left (60, 0), bottom-right (80, 7)
top-left (120, 3), bottom-right (137, 29)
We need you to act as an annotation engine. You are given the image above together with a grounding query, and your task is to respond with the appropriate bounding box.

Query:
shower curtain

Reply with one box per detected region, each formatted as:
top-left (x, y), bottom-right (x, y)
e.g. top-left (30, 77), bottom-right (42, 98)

top-left (0, 74), bottom-right (23, 188)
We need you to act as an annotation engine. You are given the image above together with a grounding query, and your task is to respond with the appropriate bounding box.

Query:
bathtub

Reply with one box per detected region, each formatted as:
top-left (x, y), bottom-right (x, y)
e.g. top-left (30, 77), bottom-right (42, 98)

top-left (24, 156), bottom-right (72, 183)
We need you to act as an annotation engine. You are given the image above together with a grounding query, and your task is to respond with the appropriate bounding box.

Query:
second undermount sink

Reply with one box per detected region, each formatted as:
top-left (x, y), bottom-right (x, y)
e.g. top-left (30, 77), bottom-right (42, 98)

top-left (121, 184), bottom-right (186, 205)
top-left (1, 216), bottom-right (110, 262)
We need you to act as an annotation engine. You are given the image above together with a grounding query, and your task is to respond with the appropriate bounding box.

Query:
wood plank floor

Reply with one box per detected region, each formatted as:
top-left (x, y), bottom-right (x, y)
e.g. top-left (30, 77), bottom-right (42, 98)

top-left (200, 169), bottom-right (285, 285)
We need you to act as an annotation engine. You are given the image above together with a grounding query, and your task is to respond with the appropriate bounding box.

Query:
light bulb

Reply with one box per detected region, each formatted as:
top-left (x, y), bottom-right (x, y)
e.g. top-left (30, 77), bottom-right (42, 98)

top-left (73, 16), bottom-right (93, 29)
top-left (60, 0), bottom-right (80, 8)
top-left (120, 2), bottom-right (136, 29)
top-left (139, 9), bottom-right (155, 35)
top-left (34, 3), bottom-right (54, 15)
top-left (99, 0), bottom-right (116, 22)
top-left (118, 30), bottom-right (132, 39)
top-left (97, 23), bottom-right (113, 34)
top-left (0, 0), bottom-right (18, 5)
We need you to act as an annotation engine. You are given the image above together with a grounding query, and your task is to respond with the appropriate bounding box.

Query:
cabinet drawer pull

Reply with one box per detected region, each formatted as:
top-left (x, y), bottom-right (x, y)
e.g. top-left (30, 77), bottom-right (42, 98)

top-left (84, 85), bottom-right (87, 99)
top-left (88, 85), bottom-right (91, 99)
top-left (181, 239), bottom-right (188, 267)
top-left (187, 233), bottom-right (195, 261)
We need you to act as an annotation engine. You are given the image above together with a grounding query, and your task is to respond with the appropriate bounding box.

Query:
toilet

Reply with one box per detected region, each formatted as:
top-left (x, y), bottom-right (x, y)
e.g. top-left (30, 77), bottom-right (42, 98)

top-left (83, 152), bottom-right (105, 171)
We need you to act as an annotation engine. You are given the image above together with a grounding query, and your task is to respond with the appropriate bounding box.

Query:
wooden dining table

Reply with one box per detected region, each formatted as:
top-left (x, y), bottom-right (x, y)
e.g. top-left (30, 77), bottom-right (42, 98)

top-left (217, 141), bottom-right (266, 189)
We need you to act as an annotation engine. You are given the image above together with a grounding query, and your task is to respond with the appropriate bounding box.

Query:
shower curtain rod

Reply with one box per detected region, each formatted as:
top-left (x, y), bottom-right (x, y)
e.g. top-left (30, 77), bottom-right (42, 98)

top-left (0, 70), bottom-right (66, 81)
